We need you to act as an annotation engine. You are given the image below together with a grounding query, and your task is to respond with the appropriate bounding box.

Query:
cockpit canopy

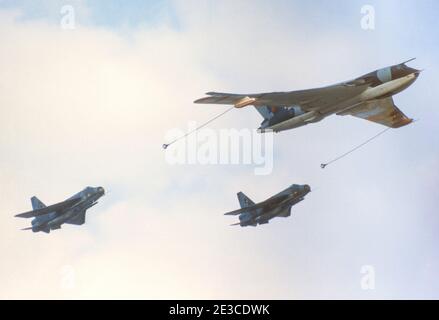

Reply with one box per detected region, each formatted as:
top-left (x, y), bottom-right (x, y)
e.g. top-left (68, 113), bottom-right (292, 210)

top-left (355, 61), bottom-right (420, 87)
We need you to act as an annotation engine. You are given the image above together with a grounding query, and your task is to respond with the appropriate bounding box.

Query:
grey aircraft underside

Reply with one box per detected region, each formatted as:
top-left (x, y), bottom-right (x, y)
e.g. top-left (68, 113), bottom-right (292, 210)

top-left (225, 184), bottom-right (311, 227)
top-left (195, 59), bottom-right (421, 132)
top-left (15, 186), bottom-right (105, 233)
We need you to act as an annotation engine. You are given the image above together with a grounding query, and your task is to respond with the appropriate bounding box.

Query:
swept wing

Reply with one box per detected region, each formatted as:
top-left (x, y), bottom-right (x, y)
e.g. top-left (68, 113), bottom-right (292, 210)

top-left (15, 198), bottom-right (82, 218)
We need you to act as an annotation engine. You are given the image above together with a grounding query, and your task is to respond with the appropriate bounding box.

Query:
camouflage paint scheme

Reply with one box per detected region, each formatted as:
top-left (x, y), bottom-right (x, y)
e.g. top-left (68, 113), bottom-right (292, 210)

top-left (195, 59), bottom-right (421, 132)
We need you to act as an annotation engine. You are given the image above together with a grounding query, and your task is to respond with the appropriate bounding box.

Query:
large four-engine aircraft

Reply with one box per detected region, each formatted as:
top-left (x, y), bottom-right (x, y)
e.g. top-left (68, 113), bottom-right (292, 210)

top-left (15, 186), bottom-right (105, 233)
top-left (195, 59), bottom-right (421, 132)
top-left (225, 184), bottom-right (311, 227)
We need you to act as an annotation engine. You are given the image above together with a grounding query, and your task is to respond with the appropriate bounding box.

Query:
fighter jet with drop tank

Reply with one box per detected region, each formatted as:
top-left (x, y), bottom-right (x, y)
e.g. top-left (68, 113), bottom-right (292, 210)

top-left (15, 186), bottom-right (105, 233)
top-left (195, 59), bottom-right (421, 132)
top-left (225, 184), bottom-right (311, 227)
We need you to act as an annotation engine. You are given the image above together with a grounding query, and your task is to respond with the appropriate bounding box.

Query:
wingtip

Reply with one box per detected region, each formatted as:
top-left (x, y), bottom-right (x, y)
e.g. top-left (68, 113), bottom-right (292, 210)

top-left (224, 211), bottom-right (240, 216)
top-left (193, 98), bottom-right (205, 104)
top-left (194, 92), bottom-right (220, 103)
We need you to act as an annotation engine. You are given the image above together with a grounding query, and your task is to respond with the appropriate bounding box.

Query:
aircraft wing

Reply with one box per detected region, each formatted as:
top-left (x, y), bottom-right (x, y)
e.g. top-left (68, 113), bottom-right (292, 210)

top-left (15, 198), bottom-right (82, 218)
top-left (65, 211), bottom-right (86, 225)
top-left (337, 97), bottom-right (413, 128)
top-left (195, 83), bottom-right (369, 111)
top-left (224, 207), bottom-right (254, 216)
top-left (224, 194), bottom-right (290, 216)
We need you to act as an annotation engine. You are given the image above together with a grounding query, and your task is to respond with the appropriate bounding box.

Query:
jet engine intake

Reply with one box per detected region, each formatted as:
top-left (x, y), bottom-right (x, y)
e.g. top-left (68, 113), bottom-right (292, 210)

top-left (268, 106), bottom-right (305, 127)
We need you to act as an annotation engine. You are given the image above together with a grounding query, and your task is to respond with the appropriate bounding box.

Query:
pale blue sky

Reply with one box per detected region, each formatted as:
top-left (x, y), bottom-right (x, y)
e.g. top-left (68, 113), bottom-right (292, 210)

top-left (1, 0), bottom-right (438, 34)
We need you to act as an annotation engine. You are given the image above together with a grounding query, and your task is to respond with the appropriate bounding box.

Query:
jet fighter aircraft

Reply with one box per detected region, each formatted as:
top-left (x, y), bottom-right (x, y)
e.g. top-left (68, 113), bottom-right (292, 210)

top-left (225, 184), bottom-right (311, 227)
top-left (195, 59), bottom-right (421, 132)
top-left (15, 186), bottom-right (105, 233)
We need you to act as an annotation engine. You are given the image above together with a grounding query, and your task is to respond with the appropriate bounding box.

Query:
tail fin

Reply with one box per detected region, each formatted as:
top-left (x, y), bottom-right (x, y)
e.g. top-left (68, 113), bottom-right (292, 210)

top-left (237, 192), bottom-right (255, 208)
top-left (31, 196), bottom-right (46, 210)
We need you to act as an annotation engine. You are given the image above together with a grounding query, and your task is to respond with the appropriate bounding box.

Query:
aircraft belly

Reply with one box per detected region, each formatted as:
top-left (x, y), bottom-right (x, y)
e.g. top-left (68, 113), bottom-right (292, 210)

top-left (267, 111), bottom-right (323, 132)
top-left (262, 91), bottom-right (381, 132)
top-left (257, 207), bottom-right (285, 223)
top-left (316, 95), bottom-right (364, 117)
top-left (48, 210), bottom-right (75, 227)
top-left (267, 120), bottom-right (309, 132)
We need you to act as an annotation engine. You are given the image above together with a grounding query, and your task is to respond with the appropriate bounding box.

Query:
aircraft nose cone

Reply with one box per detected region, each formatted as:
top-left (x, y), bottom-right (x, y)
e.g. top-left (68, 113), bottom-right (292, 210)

top-left (392, 65), bottom-right (421, 80)
top-left (303, 185), bottom-right (311, 193)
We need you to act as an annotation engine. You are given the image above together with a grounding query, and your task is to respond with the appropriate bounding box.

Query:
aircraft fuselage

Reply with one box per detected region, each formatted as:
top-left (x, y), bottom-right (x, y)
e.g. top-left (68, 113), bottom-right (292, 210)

top-left (263, 63), bottom-right (420, 132)
top-left (237, 184), bottom-right (310, 227)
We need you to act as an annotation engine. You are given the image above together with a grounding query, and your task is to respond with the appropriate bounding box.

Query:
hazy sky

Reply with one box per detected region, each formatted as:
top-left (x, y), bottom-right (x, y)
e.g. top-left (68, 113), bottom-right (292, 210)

top-left (0, 0), bottom-right (438, 299)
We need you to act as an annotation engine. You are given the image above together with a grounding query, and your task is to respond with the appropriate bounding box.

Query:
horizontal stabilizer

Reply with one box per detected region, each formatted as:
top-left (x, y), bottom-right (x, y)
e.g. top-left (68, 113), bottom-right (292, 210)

top-left (195, 93), bottom-right (257, 108)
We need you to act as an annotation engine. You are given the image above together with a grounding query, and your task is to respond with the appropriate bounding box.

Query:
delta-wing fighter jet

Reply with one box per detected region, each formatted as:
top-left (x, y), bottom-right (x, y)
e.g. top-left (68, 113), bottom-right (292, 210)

top-left (225, 184), bottom-right (311, 227)
top-left (15, 186), bottom-right (105, 233)
top-left (195, 59), bottom-right (421, 132)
